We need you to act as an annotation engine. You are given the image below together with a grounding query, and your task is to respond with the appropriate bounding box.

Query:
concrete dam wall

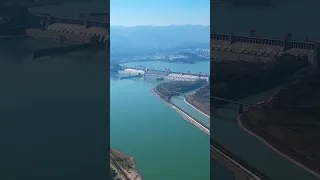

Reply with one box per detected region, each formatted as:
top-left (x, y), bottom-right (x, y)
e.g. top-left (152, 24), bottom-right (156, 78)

top-left (27, 15), bottom-right (109, 44)
top-left (211, 32), bottom-right (316, 64)
top-left (119, 67), bottom-right (210, 82)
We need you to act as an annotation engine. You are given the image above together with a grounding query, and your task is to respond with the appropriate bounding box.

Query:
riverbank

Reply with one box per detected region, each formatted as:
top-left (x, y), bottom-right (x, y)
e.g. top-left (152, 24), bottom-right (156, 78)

top-left (210, 143), bottom-right (267, 180)
top-left (211, 57), bottom-right (310, 107)
top-left (238, 70), bottom-right (320, 179)
top-left (152, 81), bottom-right (256, 178)
top-left (238, 112), bottom-right (320, 179)
top-left (184, 86), bottom-right (210, 118)
top-left (110, 148), bottom-right (142, 180)
top-left (152, 87), bottom-right (209, 135)
top-left (184, 97), bottom-right (210, 118)
top-left (110, 61), bottom-right (210, 180)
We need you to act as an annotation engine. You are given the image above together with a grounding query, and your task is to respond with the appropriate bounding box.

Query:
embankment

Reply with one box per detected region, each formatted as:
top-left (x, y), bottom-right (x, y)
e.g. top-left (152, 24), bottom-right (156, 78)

top-left (238, 108), bottom-right (320, 179)
top-left (152, 87), bottom-right (209, 135)
top-left (184, 97), bottom-right (210, 118)
top-left (211, 57), bottom-right (310, 107)
top-left (153, 81), bottom-right (271, 179)
top-left (211, 140), bottom-right (271, 180)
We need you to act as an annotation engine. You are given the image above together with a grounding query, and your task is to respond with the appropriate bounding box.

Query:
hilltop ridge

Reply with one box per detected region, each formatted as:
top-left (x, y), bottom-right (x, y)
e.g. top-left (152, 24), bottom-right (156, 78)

top-left (111, 25), bottom-right (210, 56)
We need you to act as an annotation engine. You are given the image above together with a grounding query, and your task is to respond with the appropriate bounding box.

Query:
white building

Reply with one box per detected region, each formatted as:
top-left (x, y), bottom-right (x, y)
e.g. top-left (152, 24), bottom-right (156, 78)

top-left (118, 68), bottom-right (145, 76)
top-left (166, 73), bottom-right (209, 82)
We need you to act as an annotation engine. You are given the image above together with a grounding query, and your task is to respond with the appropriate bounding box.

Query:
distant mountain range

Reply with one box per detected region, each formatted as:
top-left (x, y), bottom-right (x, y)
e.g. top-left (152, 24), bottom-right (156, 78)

top-left (110, 25), bottom-right (210, 56)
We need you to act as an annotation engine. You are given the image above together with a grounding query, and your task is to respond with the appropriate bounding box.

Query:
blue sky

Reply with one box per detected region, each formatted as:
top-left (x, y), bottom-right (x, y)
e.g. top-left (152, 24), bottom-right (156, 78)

top-left (111, 0), bottom-right (210, 26)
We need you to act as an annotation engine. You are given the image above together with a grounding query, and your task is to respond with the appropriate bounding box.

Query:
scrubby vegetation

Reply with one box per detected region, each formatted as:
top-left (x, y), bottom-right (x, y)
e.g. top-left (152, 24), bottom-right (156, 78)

top-left (242, 70), bottom-right (320, 173)
top-left (156, 80), bottom-right (206, 101)
top-left (186, 85), bottom-right (210, 116)
top-left (211, 56), bottom-right (310, 107)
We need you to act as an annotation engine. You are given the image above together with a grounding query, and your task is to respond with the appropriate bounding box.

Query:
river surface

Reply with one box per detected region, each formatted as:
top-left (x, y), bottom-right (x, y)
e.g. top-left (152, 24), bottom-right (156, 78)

top-left (30, 2), bottom-right (214, 179)
top-left (211, 1), bottom-right (320, 179)
top-left (111, 61), bottom-right (213, 179)
top-left (171, 90), bottom-right (210, 128)
top-left (21, 0), bottom-right (320, 179)
top-left (0, 39), bottom-right (109, 179)
top-left (211, 87), bottom-right (319, 180)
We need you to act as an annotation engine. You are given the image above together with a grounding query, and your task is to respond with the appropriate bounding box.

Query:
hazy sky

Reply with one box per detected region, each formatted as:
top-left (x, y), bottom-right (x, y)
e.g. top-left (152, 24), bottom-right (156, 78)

top-left (111, 0), bottom-right (210, 26)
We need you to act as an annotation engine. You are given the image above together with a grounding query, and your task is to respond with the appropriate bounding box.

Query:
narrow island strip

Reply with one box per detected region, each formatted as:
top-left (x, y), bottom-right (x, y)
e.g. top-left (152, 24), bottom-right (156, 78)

top-left (110, 148), bottom-right (142, 180)
top-left (180, 83), bottom-right (210, 119)
top-left (152, 84), bottom-right (210, 135)
top-left (184, 95), bottom-right (210, 118)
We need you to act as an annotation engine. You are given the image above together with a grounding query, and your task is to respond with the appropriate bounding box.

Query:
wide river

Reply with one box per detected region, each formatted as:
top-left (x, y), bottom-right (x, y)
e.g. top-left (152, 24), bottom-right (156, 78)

top-left (18, 1), bottom-right (320, 179)
top-left (111, 61), bottom-right (213, 180)
top-left (211, 0), bottom-right (320, 179)
top-left (31, 2), bottom-right (217, 179)
top-left (0, 39), bottom-right (110, 179)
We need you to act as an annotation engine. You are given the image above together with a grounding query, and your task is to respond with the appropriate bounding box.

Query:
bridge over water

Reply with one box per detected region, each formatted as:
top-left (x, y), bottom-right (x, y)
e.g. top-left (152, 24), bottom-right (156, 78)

top-left (159, 85), bottom-right (274, 114)
top-left (211, 96), bottom-right (267, 114)
top-left (166, 91), bottom-right (265, 114)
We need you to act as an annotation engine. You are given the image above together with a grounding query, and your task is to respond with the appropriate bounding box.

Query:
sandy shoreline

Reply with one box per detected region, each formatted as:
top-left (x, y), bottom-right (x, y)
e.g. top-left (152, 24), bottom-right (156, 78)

top-left (238, 113), bottom-right (320, 179)
top-left (152, 87), bottom-right (210, 135)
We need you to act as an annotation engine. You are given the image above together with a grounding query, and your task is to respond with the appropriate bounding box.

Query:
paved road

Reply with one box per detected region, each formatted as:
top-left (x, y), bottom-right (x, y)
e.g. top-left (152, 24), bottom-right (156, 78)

top-left (110, 154), bottom-right (130, 180)
top-left (211, 145), bottom-right (264, 180)
top-left (110, 163), bottom-right (126, 180)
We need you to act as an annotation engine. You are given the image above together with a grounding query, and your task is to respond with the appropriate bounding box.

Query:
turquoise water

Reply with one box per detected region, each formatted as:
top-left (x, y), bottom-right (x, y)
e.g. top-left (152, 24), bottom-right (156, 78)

top-left (110, 61), bottom-right (213, 180)
top-left (110, 77), bottom-right (210, 180)
top-left (171, 92), bottom-right (210, 128)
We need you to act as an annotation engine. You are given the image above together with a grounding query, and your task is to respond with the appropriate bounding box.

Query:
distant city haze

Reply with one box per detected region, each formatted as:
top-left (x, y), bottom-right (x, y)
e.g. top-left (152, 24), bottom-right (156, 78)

top-left (110, 0), bottom-right (210, 26)
top-left (110, 25), bottom-right (210, 56)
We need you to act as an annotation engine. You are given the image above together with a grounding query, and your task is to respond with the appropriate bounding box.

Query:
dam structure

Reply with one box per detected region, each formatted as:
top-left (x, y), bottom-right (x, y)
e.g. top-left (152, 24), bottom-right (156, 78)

top-left (118, 66), bottom-right (210, 82)
top-left (26, 14), bottom-right (109, 45)
top-left (211, 30), bottom-right (319, 66)
top-left (0, 5), bottom-right (109, 45)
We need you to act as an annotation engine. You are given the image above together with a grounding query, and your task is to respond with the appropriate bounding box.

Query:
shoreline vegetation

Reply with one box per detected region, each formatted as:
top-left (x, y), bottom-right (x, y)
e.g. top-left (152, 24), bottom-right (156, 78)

top-left (110, 148), bottom-right (142, 180)
top-left (210, 56), bottom-right (313, 178)
top-left (152, 82), bottom-right (210, 135)
top-left (238, 69), bottom-right (320, 178)
top-left (155, 80), bottom-right (206, 101)
top-left (211, 56), bottom-right (310, 109)
top-left (185, 85), bottom-right (210, 117)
